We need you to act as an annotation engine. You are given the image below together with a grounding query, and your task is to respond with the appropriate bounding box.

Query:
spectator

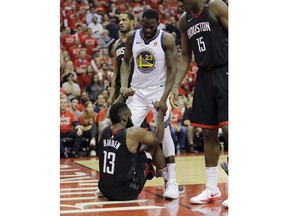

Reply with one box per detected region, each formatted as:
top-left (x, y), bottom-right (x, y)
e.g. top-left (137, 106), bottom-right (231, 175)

top-left (62, 73), bottom-right (81, 101)
top-left (65, 5), bottom-right (76, 29)
top-left (88, 16), bottom-right (104, 39)
top-left (77, 91), bottom-right (89, 112)
top-left (93, 94), bottom-right (106, 114)
top-left (86, 6), bottom-right (102, 25)
top-left (76, 0), bottom-right (90, 12)
top-left (62, 60), bottom-right (77, 84)
top-left (68, 37), bottom-right (82, 62)
top-left (71, 12), bottom-right (85, 32)
top-left (78, 101), bottom-right (98, 156)
top-left (97, 29), bottom-right (114, 50)
top-left (105, 17), bottom-right (120, 42)
top-left (82, 65), bottom-right (94, 91)
top-left (146, 110), bottom-right (156, 132)
top-left (86, 74), bottom-right (105, 103)
top-left (165, 16), bottom-right (181, 46)
top-left (69, 97), bottom-right (82, 119)
top-left (108, 2), bottom-right (120, 21)
top-left (171, 103), bottom-right (188, 153)
top-left (60, 94), bottom-right (83, 158)
top-left (183, 98), bottom-right (201, 153)
top-left (62, 27), bottom-right (75, 51)
top-left (81, 28), bottom-right (99, 57)
top-left (74, 49), bottom-right (91, 90)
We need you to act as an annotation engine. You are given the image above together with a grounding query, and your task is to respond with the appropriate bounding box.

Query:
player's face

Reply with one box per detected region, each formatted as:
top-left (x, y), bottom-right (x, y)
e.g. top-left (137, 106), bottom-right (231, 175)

top-left (125, 110), bottom-right (134, 128)
top-left (179, 0), bottom-right (195, 13)
top-left (119, 14), bottom-right (132, 33)
top-left (141, 17), bottom-right (159, 39)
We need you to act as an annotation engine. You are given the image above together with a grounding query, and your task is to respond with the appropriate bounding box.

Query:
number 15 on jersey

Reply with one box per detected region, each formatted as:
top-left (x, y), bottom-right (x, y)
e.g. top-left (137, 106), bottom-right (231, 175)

top-left (196, 37), bottom-right (206, 53)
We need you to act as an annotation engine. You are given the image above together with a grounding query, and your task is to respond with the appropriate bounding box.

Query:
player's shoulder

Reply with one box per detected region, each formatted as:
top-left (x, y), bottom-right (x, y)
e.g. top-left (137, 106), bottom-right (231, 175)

top-left (127, 126), bottom-right (145, 138)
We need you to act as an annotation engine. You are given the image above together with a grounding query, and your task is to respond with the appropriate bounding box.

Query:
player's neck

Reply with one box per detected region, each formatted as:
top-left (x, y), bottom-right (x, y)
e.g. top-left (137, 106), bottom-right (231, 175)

top-left (192, 0), bottom-right (205, 15)
top-left (111, 124), bottom-right (125, 132)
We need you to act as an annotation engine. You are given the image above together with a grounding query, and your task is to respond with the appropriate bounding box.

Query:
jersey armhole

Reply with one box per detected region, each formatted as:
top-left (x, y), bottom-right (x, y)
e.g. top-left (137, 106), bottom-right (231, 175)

top-left (131, 30), bottom-right (137, 49)
top-left (160, 31), bottom-right (165, 52)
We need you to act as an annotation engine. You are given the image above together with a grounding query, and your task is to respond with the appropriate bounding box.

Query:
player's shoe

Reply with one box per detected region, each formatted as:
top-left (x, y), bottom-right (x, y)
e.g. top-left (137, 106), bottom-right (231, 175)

top-left (190, 188), bottom-right (222, 204)
top-left (220, 161), bottom-right (228, 175)
top-left (95, 189), bottom-right (104, 198)
top-left (222, 198), bottom-right (228, 208)
top-left (163, 181), bottom-right (179, 199)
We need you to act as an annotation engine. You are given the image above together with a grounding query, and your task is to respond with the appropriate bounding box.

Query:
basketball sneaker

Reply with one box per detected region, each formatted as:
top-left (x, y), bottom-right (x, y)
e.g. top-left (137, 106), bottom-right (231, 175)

top-left (163, 181), bottom-right (179, 199)
top-left (222, 198), bottom-right (228, 208)
top-left (190, 188), bottom-right (222, 204)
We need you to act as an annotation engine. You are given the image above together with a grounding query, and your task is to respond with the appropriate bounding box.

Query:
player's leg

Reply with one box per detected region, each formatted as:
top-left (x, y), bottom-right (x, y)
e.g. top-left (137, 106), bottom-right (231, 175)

top-left (189, 69), bottom-right (222, 204)
top-left (152, 105), bottom-right (180, 199)
top-left (125, 89), bottom-right (148, 126)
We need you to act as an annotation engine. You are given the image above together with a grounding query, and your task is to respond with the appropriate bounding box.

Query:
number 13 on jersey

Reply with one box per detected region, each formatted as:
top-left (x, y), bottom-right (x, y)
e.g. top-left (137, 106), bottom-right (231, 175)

top-left (103, 151), bottom-right (115, 174)
top-left (196, 37), bottom-right (206, 52)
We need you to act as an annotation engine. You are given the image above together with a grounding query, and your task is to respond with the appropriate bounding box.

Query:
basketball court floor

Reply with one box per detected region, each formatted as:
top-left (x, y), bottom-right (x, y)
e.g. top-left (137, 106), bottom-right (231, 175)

top-left (60, 152), bottom-right (228, 216)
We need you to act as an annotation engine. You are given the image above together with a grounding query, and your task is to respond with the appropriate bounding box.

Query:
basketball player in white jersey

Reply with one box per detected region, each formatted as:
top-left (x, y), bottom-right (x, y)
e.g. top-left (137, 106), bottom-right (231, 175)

top-left (120, 9), bottom-right (180, 199)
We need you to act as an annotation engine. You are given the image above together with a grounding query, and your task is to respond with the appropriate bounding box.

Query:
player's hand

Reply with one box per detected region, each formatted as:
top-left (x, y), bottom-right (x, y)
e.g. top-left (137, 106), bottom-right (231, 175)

top-left (120, 87), bottom-right (135, 98)
top-left (152, 100), bottom-right (167, 115)
top-left (170, 86), bottom-right (179, 108)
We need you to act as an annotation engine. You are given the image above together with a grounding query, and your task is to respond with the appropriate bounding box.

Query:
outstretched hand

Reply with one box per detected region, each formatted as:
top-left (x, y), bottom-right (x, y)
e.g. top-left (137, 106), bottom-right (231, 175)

top-left (170, 86), bottom-right (179, 108)
top-left (152, 100), bottom-right (167, 116)
top-left (120, 87), bottom-right (135, 98)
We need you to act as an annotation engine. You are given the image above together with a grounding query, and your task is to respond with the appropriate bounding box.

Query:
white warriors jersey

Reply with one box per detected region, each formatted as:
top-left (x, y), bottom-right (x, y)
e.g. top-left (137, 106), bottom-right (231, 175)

top-left (130, 29), bottom-right (167, 88)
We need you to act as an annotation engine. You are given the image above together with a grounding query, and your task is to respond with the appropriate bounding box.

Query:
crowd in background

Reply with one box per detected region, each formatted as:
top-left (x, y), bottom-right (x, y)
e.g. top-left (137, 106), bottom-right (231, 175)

top-left (60, 0), bottom-right (228, 158)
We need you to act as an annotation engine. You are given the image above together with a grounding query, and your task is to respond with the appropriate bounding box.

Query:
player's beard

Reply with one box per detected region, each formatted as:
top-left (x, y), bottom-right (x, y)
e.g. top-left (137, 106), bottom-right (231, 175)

top-left (126, 117), bottom-right (134, 128)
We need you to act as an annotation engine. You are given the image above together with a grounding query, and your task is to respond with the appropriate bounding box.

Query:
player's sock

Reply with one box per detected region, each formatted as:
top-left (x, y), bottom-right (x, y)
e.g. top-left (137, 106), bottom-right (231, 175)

top-left (206, 166), bottom-right (218, 192)
top-left (167, 163), bottom-right (176, 182)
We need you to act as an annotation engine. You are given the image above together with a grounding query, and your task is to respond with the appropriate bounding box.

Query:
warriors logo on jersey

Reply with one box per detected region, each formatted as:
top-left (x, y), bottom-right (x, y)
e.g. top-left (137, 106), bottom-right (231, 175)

top-left (135, 49), bottom-right (156, 73)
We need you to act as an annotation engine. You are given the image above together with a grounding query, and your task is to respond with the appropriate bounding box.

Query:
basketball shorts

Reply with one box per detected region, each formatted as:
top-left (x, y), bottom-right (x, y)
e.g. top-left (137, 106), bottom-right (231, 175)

top-left (190, 64), bottom-right (228, 129)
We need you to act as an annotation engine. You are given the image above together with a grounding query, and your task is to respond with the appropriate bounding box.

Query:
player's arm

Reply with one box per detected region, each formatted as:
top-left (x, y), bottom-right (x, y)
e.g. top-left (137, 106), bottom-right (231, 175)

top-left (120, 31), bottom-right (134, 90)
top-left (127, 107), bottom-right (165, 153)
top-left (209, 0), bottom-right (228, 31)
top-left (174, 13), bottom-right (193, 87)
top-left (107, 39), bottom-right (120, 107)
top-left (160, 32), bottom-right (177, 103)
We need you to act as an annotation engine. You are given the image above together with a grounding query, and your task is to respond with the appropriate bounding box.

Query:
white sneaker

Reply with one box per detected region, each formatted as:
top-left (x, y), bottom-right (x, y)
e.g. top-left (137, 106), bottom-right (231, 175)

top-left (190, 188), bottom-right (222, 204)
top-left (222, 198), bottom-right (228, 208)
top-left (163, 181), bottom-right (179, 199)
top-left (90, 150), bottom-right (96, 157)
top-left (95, 189), bottom-right (104, 198)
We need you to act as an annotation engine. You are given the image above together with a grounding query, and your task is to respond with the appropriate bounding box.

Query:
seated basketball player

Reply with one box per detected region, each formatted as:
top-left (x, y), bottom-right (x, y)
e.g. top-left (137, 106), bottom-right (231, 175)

top-left (96, 98), bottom-right (168, 201)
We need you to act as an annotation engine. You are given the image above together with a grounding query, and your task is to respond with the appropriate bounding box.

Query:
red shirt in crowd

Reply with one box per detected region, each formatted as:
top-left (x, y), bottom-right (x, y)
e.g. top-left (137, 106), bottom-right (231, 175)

top-left (60, 110), bottom-right (78, 133)
top-left (81, 36), bottom-right (98, 56)
top-left (171, 108), bottom-right (183, 125)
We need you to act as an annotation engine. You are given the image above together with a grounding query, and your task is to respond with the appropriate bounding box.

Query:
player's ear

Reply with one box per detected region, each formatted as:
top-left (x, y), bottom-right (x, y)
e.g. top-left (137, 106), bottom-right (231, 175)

top-left (122, 114), bottom-right (128, 123)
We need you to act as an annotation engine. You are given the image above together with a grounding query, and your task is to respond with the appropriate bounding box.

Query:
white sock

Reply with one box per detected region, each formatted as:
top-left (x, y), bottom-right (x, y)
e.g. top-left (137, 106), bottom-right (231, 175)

top-left (159, 167), bottom-right (168, 182)
top-left (205, 166), bottom-right (218, 192)
top-left (167, 163), bottom-right (176, 182)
